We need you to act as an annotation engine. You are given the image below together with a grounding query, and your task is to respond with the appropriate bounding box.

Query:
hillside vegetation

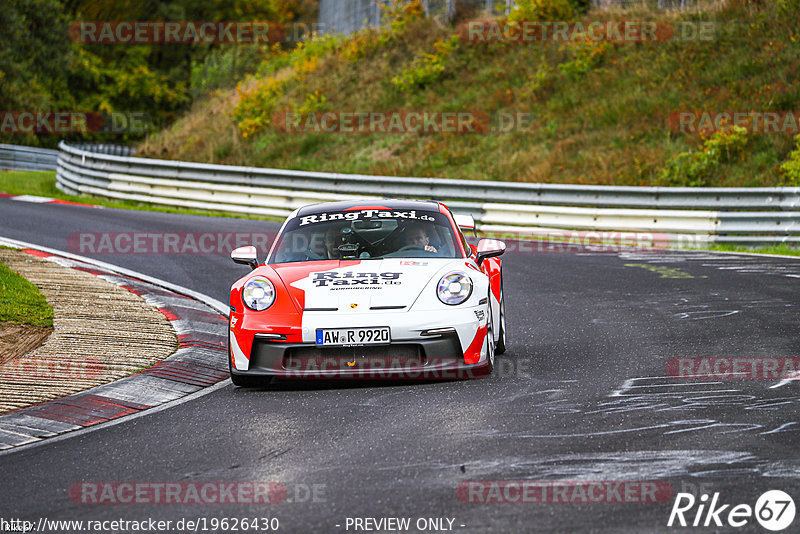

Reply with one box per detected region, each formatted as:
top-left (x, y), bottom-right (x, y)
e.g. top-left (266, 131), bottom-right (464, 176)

top-left (1, 0), bottom-right (317, 148)
top-left (140, 0), bottom-right (800, 187)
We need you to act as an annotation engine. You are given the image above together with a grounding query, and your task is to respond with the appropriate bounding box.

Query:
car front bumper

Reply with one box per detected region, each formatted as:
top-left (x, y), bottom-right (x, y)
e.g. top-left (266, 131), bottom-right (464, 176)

top-left (231, 330), bottom-right (490, 380)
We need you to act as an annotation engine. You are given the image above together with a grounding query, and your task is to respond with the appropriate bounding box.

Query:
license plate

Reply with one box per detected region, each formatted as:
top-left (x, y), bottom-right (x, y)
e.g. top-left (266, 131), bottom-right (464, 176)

top-left (316, 327), bottom-right (390, 346)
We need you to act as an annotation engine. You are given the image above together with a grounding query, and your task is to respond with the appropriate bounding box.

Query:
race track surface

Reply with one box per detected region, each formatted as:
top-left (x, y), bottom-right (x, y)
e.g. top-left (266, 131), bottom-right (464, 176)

top-left (1, 198), bottom-right (799, 533)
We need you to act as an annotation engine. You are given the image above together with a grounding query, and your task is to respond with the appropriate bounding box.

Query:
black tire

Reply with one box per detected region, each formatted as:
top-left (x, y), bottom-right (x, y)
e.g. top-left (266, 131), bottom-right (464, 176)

top-left (484, 290), bottom-right (496, 374)
top-left (495, 278), bottom-right (507, 355)
top-left (228, 344), bottom-right (267, 387)
top-left (230, 370), bottom-right (266, 388)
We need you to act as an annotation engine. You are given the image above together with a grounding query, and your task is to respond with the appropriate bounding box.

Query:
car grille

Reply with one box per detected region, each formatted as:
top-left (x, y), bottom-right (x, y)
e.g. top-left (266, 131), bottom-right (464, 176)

top-left (284, 344), bottom-right (424, 370)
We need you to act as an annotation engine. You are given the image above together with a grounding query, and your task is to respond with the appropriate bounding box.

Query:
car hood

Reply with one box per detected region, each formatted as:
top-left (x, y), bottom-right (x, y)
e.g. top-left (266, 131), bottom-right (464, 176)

top-left (271, 258), bottom-right (467, 312)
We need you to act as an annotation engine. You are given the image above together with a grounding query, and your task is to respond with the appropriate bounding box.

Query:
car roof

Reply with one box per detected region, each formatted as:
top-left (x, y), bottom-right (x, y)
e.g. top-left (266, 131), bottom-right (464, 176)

top-left (295, 199), bottom-right (443, 217)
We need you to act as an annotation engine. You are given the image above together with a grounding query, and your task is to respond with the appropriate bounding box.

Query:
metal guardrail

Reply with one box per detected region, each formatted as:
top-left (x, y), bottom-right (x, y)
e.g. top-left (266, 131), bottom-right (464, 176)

top-left (56, 142), bottom-right (800, 245)
top-left (68, 144), bottom-right (136, 157)
top-left (0, 144), bottom-right (59, 171)
top-left (0, 143), bottom-right (134, 171)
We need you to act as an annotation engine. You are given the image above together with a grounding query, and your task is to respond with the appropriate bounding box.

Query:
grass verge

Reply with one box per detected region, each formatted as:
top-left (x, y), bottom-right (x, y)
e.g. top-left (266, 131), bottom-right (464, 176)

top-left (706, 243), bottom-right (800, 258)
top-left (0, 254), bottom-right (54, 327)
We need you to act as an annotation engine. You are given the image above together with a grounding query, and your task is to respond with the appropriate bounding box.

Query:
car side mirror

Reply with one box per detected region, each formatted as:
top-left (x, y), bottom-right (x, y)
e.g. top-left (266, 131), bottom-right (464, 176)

top-left (476, 238), bottom-right (506, 265)
top-left (231, 246), bottom-right (258, 270)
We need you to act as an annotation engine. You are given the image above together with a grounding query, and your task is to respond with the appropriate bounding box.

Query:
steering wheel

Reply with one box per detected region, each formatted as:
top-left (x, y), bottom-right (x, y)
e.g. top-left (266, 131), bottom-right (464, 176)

top-left (305, 251), bottom-right (328, 261)
top-left (397, 244), bottom-right (426, 252)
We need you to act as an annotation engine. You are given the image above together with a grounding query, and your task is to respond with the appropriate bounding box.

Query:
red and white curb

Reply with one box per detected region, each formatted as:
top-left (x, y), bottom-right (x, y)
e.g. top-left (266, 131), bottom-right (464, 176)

top-left (0, 193), bottom-right (97, 208)
top-left (0, 239), bottom-right (229, 452)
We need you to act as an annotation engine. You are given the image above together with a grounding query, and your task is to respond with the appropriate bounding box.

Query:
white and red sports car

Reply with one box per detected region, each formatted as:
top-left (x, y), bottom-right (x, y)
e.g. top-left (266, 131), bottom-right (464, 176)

top-left (227, 200), bottom-right (506, 385)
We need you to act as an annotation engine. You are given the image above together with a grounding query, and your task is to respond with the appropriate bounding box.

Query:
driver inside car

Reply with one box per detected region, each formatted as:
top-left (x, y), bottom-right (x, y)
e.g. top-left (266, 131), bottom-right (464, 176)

top-left (323, 226), bottom-right (342, 259)
top-left (401, 223), bottom-right (437, 253)
top-left (308, 231), bottom-right (327, 258)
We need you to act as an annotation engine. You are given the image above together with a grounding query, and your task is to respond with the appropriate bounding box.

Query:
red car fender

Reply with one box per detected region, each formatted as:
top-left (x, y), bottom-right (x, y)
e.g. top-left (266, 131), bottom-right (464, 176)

top-left (462, 243), bottom-right (502, 365)
top-left (482, 256), bottom-right (502, 302)
top-left (467, 242), bottom-right (502, 302)
top-left (230, 265), bottom-right (303, 359)
top-left (462, 322), bottom-right (488, 365)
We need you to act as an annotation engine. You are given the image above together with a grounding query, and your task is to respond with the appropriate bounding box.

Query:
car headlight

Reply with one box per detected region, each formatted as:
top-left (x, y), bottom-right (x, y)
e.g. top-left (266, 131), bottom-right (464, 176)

top-left (242, 277), bottom-right (276, 311)
top-left (437, 271), bottom-right (473, 305)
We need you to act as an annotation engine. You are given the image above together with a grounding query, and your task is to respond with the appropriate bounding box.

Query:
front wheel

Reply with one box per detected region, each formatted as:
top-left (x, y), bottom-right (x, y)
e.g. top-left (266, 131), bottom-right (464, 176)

top-left (484, 291), bottom-right (496, 374)
top-left (229, 345), bottom-right (268, 387)
top-left (230, 371), bottom-right (265, 388)
top-left (495, 282), bottom-right (506, 355)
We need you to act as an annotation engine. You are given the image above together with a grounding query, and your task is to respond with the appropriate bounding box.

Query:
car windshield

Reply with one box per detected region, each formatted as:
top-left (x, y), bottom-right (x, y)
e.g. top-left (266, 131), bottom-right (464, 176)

top-left (269, 208), bottom-right (460, 263)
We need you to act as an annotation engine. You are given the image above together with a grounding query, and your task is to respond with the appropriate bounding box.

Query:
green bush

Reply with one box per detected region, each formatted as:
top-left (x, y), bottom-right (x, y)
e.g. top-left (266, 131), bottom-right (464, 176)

top-left (294, 91), bottom-right (328, 116)
top-left (508, 0), bottom-right (576, 21)
top-left (660, 126), bottom-right (749, 187)
top-left (779, 134), bottom-right (800, 186)
top-left (191, 45), bottom-right (274, 98)
top-left (557, 40), bottom-right (611, 80)
top-left (391, 34), bottom-right (460, 92)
